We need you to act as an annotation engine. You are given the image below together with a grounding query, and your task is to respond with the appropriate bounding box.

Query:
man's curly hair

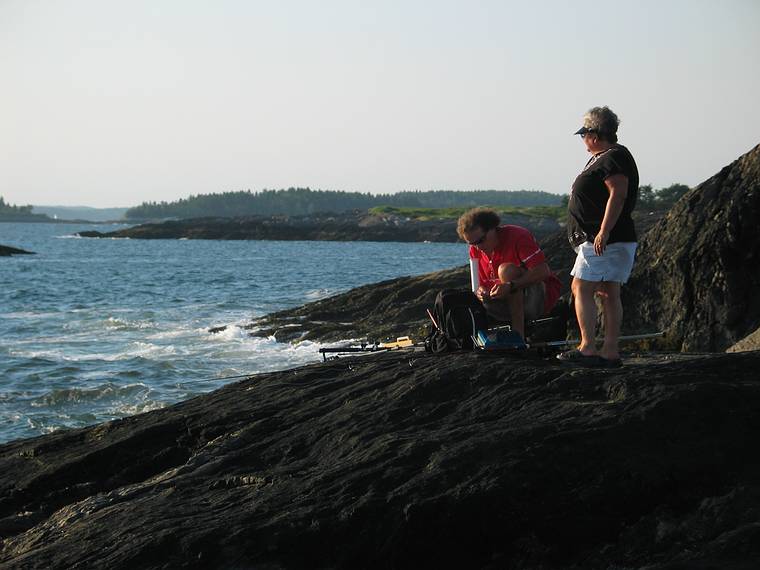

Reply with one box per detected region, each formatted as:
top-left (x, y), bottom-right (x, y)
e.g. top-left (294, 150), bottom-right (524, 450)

top-left (456, 208), bottom-right (501, 240)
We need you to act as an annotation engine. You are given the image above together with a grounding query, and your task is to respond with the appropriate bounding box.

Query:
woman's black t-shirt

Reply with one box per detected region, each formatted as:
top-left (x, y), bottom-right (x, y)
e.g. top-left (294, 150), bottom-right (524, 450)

top-left (568, 144), bottom-right (639, 245)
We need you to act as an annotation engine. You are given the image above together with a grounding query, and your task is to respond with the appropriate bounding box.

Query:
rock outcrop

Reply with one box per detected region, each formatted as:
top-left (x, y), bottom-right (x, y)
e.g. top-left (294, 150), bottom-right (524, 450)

top-left (625, 143), bottom-right (760, 351)
top-left (1, 350), bottom-right (759, 569)
top-left (249, 266), bottom-right (469, 342)
top-left (0, 245), bottom-right (35, 257)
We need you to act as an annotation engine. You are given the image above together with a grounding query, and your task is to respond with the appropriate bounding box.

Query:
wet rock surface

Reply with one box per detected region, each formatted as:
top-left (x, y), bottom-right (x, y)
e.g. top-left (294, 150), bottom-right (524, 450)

top-left (0, 245), bottom-right (34, 257)
top-left (1, 350), bottom-right (759, 569)
top-left (76, 211), bottom-right (561, 243)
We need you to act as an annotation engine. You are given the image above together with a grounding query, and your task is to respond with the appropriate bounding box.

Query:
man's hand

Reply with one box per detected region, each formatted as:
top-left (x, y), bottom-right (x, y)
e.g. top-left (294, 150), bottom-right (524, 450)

top-left (489, 282), bottom-right (513, 299)
top-left (475, 286), bottom-right (490, 301)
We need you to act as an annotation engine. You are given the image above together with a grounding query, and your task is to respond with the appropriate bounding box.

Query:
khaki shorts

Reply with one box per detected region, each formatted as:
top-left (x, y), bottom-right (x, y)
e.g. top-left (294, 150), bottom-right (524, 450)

top-left (482, 282), bottom-right (546, 323)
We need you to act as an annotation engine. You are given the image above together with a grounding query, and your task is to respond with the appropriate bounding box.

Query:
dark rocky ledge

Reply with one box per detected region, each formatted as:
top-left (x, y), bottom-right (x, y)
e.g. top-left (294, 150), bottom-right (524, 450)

top-left (1, 350), bottom-right (759, 569)
top-left (76, 210), bottom-right (562, 243)
top-left (0, 244), bottom-right (35, 257)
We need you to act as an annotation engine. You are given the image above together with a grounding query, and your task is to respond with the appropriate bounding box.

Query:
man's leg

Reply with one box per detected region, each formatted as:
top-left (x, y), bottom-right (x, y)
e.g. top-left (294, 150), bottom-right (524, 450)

top-left (571, 277), bottom-right (599, 356)
top-left (599, 281), bottom-right (622, 360)
top-left (497, 263), bottom-right (526, 338)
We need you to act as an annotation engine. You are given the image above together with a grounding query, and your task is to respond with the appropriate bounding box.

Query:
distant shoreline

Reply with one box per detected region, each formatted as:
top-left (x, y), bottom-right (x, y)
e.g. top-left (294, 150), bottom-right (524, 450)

top-left (0, 218), bottom-right (131, 225)
top-left (75, 210), bottom-right (562, 243)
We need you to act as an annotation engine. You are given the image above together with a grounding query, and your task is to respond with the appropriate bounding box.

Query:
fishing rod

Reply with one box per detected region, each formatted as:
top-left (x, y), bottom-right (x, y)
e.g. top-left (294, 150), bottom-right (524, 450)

top-left (318, 336), bottom-right (416, 361)
top-left (527, 331), bottom-right (665, 349)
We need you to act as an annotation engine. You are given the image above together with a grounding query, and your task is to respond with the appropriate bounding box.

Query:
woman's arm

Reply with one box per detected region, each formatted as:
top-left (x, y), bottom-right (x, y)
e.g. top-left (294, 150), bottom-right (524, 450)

top-left (594, 173), bottom-right (628, 255)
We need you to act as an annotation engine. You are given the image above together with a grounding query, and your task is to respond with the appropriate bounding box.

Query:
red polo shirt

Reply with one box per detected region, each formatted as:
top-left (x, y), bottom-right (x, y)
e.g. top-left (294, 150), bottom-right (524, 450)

top-left (469, 225), bottom-right (561, 314)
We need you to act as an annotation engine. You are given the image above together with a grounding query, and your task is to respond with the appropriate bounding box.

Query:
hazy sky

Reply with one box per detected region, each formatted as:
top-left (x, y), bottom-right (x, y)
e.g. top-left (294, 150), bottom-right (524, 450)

top-left (2, 0), bottom-right (759, 207)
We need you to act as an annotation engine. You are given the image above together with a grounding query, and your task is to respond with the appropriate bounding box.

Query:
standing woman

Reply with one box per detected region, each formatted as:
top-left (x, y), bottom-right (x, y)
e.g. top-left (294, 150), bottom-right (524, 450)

top-left (558, 106), bottom-right (638, 367)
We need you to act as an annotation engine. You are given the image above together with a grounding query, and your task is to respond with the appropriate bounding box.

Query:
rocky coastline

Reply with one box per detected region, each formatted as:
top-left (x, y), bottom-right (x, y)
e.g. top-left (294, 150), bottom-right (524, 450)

top-left (1, 144), bottom-right (759, 568)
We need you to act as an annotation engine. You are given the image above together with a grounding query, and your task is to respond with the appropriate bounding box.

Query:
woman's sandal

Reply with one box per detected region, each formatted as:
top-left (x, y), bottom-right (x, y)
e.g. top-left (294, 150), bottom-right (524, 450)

top-left (557, 349), bottom-right (623, 368)
top-left (557, 348), bottom-right (622, 368)
top-left (557, 349), bottom-right (598, 362)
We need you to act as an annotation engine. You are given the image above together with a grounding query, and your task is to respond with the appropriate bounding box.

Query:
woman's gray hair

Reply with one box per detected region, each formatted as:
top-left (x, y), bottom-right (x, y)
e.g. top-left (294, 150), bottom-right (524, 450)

top-left (583, 106), bottom-right (620, 143)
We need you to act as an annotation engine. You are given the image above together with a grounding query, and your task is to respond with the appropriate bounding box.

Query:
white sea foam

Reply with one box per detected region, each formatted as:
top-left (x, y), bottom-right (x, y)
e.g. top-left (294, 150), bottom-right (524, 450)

top-left (9, 348), bottom-right (111, 362)
top-left (207, 324), bottom-right (249, 341)
top-left (145, 329), bottom-right (193, 340)
top-left (127, 342), bottom-right (180, 359)
top-left (2, 311), bottom-right (61, 320)
top-left (111, 400), bottom-right (166, 416)
top-left (228, 337), bottom-right (331, 370)
top-left (105, 317), bottom-right (158, 331)
top-left (8, 348), bottom-right (65, 360)
top-left (305, 288), bottom-right (337, 300)
top-left (9, 345), bottom-right (170, 363)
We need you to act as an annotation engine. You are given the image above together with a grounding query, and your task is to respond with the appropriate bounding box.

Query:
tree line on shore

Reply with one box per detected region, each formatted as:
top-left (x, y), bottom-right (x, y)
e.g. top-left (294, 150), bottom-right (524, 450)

top-left (124, 188), bottom-right (562, 219)
top-left (0, 197), bottom-right (48, 221)
top-left (557, 183), bottom-right (690, 210)
top-left (636, 183), bottom-right (690, 209)
top-left (126, 185), bottom-right (693, 220)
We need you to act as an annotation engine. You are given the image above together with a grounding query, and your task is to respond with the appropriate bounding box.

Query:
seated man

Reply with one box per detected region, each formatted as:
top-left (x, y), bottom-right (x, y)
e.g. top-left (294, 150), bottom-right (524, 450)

top-left (457, 208), bottom-right (561, 339)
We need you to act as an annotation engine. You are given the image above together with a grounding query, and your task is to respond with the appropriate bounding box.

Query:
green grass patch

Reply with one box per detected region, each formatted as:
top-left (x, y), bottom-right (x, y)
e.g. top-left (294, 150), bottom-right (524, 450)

top-left (368, 205), bottom-right (565, 221)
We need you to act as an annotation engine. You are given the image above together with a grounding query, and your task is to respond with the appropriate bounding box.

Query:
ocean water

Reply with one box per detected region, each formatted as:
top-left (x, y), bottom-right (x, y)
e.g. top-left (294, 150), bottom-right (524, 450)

top-left (0, 222), bottom-right (465, 444)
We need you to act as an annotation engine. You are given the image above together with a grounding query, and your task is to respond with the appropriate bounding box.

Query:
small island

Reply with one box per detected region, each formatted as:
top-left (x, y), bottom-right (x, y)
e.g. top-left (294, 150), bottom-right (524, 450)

top-left (76, 207), bottom-right (564, 243)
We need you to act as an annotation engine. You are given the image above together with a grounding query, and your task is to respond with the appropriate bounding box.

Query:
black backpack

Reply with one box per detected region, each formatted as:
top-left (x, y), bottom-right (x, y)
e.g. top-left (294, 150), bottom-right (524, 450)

top-left (425, 289), bottom-right (488, 353)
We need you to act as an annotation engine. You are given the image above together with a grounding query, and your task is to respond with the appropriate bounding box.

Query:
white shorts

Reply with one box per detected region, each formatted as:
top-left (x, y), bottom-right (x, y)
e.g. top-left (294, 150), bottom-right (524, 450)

top-left (571, 241), bottom-right (637, 283)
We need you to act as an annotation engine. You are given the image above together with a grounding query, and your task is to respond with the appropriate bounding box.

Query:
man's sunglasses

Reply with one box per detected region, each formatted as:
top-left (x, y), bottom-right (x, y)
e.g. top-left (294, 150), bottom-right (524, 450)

top-left (467, 231), bottom-right (489, 246)
top-left (579, 129), bottom-right (596, 139)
